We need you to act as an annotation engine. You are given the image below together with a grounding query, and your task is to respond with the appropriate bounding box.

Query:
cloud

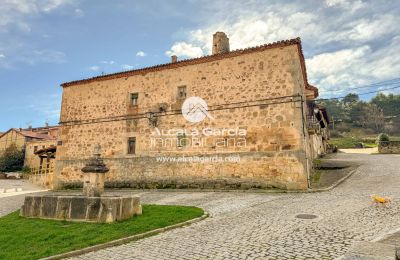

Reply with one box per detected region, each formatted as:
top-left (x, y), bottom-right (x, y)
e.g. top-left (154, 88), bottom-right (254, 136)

top-left (121, 64), bottom-right (134, 70)
top-left (89, 65), bottom-right (100, 71)
top-left (101, 60), bottom-right (115, 65)
top-left (0, 0), bottom-right (76, 69)
top-left (0, 0), bottom-right (75, 31)
top-left (136, 51), bottom-right (147, 57)
top-left (165, 42), bottom-right (203, 58)
top-left (165, 0), bottom-right (400, 96)
top-left (0, 54), bottom-right (5, 59)
top-left (306, 36), bottom-right (400, 95)
top-left (73, 8), bottom-right (84, 17)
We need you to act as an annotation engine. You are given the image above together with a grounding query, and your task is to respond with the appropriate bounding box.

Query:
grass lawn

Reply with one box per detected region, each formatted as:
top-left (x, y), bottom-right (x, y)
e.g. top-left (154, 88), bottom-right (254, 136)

top-left (0, 204), bottom-right (204, 260)
top-left (329, 136), bottom-right (377, 149)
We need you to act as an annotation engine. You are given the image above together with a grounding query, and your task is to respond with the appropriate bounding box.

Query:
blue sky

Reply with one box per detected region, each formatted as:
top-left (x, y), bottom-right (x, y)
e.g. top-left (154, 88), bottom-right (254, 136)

top-left (0, 0), bottom-right (399, 131)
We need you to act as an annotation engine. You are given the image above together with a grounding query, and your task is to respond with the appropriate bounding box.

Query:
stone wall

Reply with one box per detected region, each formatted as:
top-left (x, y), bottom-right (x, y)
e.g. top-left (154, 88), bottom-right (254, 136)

top-left (56, 43), bottom-right (313, 190)
top-left (378, 141), bottom-right (400, 154)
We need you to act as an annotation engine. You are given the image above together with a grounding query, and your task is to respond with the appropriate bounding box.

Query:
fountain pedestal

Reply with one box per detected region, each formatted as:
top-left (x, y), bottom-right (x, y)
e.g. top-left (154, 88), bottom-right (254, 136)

top-left (20, 145), bottom-right (142, 223)
top-left (81, 146), bottom-right (108, 197)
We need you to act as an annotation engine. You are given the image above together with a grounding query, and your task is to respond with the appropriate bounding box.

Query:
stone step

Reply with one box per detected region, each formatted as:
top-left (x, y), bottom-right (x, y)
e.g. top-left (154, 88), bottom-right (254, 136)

top-left (1, 188), bottom-right (23, 193)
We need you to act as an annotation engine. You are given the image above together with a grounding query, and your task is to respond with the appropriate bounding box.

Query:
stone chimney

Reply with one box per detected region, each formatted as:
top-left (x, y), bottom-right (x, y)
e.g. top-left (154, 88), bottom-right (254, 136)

top-left (171, 55), bottom-right (177, 63)
top-left (212, 32), bottom-right (230, 55)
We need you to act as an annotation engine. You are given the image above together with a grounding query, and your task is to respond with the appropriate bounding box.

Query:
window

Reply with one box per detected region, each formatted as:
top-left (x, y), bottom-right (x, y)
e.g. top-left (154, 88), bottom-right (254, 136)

top-left (177, 133), bottom-right (187, 147)
top-left (128, 137), bottom-right (136, 154)
top-left (130, 93), bottom-right (139, 106)
top-left (33, 146), bottom-right (38, 153)
top-left (177, 86), bottom-right (187, 100)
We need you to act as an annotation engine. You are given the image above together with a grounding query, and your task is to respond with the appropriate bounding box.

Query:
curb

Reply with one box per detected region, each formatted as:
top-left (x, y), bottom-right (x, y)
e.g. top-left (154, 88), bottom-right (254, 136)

top-left (372, 227), bottom-right (400, 243)
top-left (307, 166), bottom-right (358, 193)
top-left (40, 211), bottom-right (209, 260)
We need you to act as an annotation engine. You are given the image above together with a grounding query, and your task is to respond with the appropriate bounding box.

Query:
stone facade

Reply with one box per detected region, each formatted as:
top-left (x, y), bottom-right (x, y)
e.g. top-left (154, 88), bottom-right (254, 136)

top-left (56, 35), bottom-right (324, 190)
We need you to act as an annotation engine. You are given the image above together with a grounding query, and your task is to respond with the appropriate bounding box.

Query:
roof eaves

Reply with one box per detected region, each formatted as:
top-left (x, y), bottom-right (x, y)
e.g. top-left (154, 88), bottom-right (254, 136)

top-left (61, 38), bottom-right (302, 87)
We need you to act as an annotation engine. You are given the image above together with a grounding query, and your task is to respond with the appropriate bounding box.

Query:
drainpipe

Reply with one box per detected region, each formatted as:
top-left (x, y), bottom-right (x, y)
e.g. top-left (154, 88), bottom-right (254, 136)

top-left (300, 95), bottom-right (311, 188)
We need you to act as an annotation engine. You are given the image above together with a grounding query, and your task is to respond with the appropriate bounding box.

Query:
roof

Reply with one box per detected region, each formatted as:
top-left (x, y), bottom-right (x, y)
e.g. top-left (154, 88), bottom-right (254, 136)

top-left (35, 146), bottom-right (56, 156)
top-left (0, 128), bottom-right (56, 140)
top-left (61, 37), bottom-right (318, 97)
top-left (19, 130), bottom-right (56, 140)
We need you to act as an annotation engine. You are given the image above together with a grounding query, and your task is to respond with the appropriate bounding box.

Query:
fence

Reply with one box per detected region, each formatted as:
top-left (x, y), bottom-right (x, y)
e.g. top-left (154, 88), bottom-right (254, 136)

top-left (29, 160), bottom-right (54, 189)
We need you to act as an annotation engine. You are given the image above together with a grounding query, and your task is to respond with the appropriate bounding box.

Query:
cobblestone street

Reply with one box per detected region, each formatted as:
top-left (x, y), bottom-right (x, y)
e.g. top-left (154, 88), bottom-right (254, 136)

top-left (1, 153), bottom-right (400, 259)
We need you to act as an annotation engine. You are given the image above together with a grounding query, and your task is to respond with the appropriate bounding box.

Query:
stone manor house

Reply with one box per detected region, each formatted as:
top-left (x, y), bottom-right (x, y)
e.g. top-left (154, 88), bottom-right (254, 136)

top-left (55, 32), bottom-right (329, 190)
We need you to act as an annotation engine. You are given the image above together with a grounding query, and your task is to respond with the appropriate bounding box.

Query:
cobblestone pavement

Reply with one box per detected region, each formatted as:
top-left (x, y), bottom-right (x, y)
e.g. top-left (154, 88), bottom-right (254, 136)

top-left (0, 179), bottom-right (44, 216)
top-left (70, 153), bottom-right (400, 260)
top-left (1, 153), bottom-right (399, 259)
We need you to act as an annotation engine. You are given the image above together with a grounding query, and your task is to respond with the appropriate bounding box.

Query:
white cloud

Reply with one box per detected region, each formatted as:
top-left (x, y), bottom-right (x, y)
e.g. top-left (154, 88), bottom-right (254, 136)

top-left (0, 0), bottom-right (76, 69)
top-left (165, 42), bottom-right (203, 58)
top-left (101, 60), bottom-right (115, 65)
top-left (136, 51), bottom-right (147, 57)
top-left (121, 64), bottom-right (134, 70)
top-left (0, 54), bottom-right (5, 59)
top-left (165, 0), bottom-right (400, 96)
top-left (89, 65), bottom-right (100, 71)
top-left (325, 0), bottom-right (365, 12)
top-left (306, 36), bottom-right (400, 95)
top-left (0, 0), bottom-right (75, 31)
top-left (73, 8), bottom-right (84, 17)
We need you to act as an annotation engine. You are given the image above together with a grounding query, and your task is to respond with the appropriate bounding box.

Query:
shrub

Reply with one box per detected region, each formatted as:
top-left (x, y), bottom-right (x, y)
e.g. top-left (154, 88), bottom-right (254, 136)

top-left (0, 144), bottom-right (25, 172)
top-left (377, 133), bottom-right (390, 143)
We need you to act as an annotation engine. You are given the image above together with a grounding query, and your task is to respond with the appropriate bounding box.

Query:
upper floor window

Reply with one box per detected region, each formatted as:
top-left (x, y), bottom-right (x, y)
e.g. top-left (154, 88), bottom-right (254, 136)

top-left (130, 93), bottom-right (139, 106)
top-left (177, 86), bottom-right (187, 100)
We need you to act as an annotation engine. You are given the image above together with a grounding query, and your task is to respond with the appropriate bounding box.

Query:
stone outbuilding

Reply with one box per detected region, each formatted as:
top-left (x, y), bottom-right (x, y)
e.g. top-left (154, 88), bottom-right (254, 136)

top-left (55, 32), bottom-right (329, 190)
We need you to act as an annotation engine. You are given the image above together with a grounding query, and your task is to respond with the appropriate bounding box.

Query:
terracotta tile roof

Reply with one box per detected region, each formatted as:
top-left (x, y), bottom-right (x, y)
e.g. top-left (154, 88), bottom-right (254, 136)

top-left (61, 37), bottom-right (317, 96)
top-left (18, 130), bottom-right (57, 140)
top-left (35, 146), bottom-right (57, 155)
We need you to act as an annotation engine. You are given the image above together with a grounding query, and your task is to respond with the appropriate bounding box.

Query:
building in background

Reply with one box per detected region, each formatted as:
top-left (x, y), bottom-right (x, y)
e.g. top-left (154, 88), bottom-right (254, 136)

top-left (0, 126), bottom-right (59, 169)
top-left (56, 32), bottom-right (329, 190)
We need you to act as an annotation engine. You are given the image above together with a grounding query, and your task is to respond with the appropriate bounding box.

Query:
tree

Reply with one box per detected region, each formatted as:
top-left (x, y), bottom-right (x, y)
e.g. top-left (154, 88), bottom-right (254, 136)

top-left (0, 144), bottom-right (25, 172)
top-left (363, 104), bottom-right (385, 132)
top-left (342, 93), bottom-right (359, 105)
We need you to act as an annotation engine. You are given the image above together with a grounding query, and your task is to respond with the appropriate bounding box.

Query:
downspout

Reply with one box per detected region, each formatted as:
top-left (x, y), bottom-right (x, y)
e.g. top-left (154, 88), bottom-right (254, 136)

top-left (300, 95), bottom-right (311, 188)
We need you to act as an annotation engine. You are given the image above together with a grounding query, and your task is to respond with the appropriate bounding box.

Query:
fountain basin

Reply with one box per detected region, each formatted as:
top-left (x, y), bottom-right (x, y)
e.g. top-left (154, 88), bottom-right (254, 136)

top-left (20, 194), bottom-right (142, 223)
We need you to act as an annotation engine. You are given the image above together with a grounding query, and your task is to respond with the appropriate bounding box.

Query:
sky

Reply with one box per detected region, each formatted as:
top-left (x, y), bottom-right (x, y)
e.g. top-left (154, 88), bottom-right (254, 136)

top-left (0, 0), bottom-right (399, 131)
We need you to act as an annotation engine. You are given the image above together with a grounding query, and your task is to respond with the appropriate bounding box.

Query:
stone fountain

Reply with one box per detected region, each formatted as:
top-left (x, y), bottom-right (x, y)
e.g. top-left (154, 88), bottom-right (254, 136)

top-left (20, 145), bottom-right (142, 223)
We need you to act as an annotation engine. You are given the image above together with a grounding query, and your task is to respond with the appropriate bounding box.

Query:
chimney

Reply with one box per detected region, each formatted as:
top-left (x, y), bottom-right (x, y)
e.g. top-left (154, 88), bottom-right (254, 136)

top-left (212, 32), bottom-right (230, 55)
top-left (171, 55), bottom-right (178, 63)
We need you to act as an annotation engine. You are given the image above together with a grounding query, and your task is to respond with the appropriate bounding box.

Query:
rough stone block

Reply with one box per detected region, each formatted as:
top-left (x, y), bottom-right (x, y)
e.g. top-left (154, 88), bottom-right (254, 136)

top-left (70, 197), bottom-right (87, 220)
top-left (41, 196), bottom-right (58, 218)
top-left (21, 195), bottom-right (141, 223)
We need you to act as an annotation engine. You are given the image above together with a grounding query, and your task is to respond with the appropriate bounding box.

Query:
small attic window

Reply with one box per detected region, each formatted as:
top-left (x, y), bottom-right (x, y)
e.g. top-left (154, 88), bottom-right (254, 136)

top-left (130, 93), bottom-right (139, 106)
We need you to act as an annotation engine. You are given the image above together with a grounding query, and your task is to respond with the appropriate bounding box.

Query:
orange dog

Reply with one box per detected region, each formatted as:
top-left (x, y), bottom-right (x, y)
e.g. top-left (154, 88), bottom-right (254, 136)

top-left (371, 195), bottom-right (392, 207)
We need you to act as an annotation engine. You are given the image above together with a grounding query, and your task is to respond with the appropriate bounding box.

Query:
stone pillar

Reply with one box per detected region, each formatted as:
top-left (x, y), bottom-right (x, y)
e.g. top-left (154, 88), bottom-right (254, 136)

top-left (212, 32), bottom-right (230, 55)
top-left (81, 144), bottom-right (109, 197)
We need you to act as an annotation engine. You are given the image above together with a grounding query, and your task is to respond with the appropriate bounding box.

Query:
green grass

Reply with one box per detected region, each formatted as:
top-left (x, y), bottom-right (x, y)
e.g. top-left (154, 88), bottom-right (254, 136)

top-left (329, 136), bottom-right (377, 149)
top-left (0, 205), bottom-right (204, 260)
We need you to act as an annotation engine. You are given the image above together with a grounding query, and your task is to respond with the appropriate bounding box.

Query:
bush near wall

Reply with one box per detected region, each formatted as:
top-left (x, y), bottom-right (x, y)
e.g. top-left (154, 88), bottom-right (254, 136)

top-left (0, 144), bottom-right (25, 172)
